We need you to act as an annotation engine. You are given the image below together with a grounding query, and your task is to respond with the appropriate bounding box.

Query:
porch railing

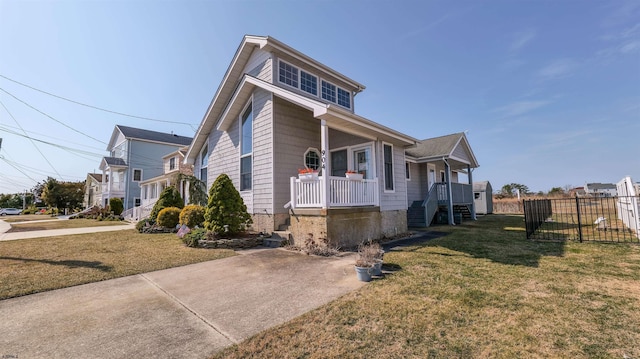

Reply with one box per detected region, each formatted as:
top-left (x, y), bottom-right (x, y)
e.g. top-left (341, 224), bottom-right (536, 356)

top-left (289, 176), bottom-right (379, 209)
top-left (436, 182), bottom-right (473, 205)
top-left (122, 203), bottom-right (155, 222)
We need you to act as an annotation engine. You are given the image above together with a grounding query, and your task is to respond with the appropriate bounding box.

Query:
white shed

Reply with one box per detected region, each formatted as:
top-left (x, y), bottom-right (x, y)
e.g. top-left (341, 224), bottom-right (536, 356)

top-left (473, 181), bottom-right (493, 215)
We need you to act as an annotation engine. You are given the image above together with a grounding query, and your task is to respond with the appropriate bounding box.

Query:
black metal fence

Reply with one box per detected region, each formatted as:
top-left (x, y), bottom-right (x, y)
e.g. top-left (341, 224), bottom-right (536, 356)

top-left (523, 196), bottom-right (640, 243)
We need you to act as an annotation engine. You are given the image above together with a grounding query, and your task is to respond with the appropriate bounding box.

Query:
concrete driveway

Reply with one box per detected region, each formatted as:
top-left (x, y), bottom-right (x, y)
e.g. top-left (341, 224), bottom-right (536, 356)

top-left (0, 248), bottom-right (364, 358)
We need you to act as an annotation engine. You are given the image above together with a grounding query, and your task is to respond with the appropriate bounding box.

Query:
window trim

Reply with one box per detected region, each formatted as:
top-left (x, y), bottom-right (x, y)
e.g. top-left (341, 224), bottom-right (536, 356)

top-left (200, 144), bottom-right (209, 184)
top-left (383, 142), bottom-right (395, 192)
top-left (134, 197), bottom-right (141, 207)
top-left (132, 168), bottom-right (142, 182)
top-left (239, 100), bottom-right (253, 191)
top-left (169, 157), bottom-right (176, 171)
top-left (304, 147), bottom-right (321, 171)
top-left (277, 59), bottom-right (351, 110)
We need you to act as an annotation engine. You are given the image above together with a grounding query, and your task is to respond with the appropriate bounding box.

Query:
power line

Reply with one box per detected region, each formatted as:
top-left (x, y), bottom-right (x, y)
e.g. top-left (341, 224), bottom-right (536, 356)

top-left (0, 123), bottom-right (106, 152)
top-left (0, 126), bottom-right (104, 158)
top-left (0, 74), bottom-right (199, 129)
top-left (0, 98), bottom-right (64, 179)
top-left (0, 87), bottom-right (107, 144)
top-left (0, 156), bottom-right (38, 183)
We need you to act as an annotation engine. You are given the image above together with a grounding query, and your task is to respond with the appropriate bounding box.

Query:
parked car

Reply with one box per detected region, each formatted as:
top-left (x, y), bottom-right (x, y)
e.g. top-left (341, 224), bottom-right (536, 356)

top-left (0, 208), bottom-right (22, 216)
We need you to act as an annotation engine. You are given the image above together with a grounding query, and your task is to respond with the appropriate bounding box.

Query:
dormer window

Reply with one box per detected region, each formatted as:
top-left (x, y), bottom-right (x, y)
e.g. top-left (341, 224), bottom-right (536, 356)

top-left (321, 80), bottom-right (336, 103)
top-left (300, 71), bottom-right (318, 96)
top-left (278, 59), bottom-right (351, 109)
top-left (279, 61), bottom-right (298, 88)
top-left (337, 88), bottom-right (351, 108)
top-left (169, 157), bottom-right (176, 171)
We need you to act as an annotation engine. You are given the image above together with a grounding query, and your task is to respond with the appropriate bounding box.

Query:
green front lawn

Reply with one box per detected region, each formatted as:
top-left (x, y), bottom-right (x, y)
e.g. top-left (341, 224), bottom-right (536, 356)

top-left (215, 215), bottom-right (640, 358)
top-left (0, 230), bottom-right (235, 300)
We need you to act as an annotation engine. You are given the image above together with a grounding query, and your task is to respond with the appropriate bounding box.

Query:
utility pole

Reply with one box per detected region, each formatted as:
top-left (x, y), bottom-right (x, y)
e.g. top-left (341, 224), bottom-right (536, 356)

top-left (23, 190), bottom-right (26, 210)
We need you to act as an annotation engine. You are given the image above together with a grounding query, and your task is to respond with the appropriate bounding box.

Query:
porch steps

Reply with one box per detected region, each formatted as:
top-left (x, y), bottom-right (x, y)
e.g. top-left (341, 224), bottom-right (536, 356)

top-left (453, 204), bottom-right (473, 219)
top-left (407, 201), bottom-right (427, 227)
top-left (265, 231), bottom-right (291, 247)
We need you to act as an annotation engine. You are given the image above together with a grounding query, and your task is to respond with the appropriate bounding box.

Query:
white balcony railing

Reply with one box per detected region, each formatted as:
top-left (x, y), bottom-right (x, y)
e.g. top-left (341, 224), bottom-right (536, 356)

top-left (289, 176), bottom-right (379, 209)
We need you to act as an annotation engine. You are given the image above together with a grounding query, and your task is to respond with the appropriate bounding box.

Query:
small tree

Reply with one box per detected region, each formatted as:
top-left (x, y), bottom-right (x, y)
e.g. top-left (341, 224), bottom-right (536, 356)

top-left (204, 174), bottom-right (252, 235)
top-left (149, 186), bottom-right (184, 221)
top-left (109, 197), bottom-right (124, 215)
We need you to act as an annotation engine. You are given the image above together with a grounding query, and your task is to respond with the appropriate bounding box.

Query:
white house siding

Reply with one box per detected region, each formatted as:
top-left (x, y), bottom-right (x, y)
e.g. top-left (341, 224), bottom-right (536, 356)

top-left (273, 96), bottom-right (321, 213)
top-left (379, 143), bottom-right (409, 211)
top-left (244, 48), bottom-right (272, 82)
top-left (251, 89), bottom-right (274, 214)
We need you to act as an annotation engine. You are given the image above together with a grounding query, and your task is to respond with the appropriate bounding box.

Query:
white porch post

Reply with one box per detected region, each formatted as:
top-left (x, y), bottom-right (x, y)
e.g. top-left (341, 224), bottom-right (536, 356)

top-left (468, 165), bottom-right (477, 220)
top-left (445, 159), bottom-right (454, 225)
top-left (320, 119), bottom-right (329, 209)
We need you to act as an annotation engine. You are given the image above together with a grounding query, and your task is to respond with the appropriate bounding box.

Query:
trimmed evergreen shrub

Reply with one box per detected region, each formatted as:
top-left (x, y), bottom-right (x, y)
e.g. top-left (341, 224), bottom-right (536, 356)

top-left (204, 173), bottom-right (252, 236)
top-left (179, 204), bottom-right (205, 228)
top-left (157, 207), bottom-right (181, 228)
top-left (109, 198), bottom-right (124, 215)
top-left (149, 186), bottom-right (184, 221)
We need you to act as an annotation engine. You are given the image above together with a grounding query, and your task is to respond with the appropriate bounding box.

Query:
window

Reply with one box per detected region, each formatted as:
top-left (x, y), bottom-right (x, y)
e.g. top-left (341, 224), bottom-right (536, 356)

top-left (321, 80), bottom-right (336, 103)
top-left (169, 157), bottom-right (176, 171)
top-left (440, 171), bottom-right (446, 183)
top-left (300, 71), bottom-right (318, 95)
top-left (304, 148), bottom-right (321, 170)
top-left (240, 103), bottom-right (253, 191)
top-left (143, 186), bottom-right (148, 200)
top-left (200, 144), bottom-right (208, 185)
top-left (337, 88), bottom-right (351, 108)
top-left (134, 197), bottom-right (141, 207)
top-left (278, 61), bottom-right (298, 88)
top-left (383, 144), bottom-right (394, 191)
top-left (406, 162), bottom-right (411, 180)
top-left (133, 169), bottom-right (142, 182)
top-left (331, 149), bottom-right (348, 177)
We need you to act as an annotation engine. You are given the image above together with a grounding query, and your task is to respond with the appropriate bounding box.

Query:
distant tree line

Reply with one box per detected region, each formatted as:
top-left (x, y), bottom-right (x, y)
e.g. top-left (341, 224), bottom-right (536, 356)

top-left (495, 183), bottom-right (574, 199)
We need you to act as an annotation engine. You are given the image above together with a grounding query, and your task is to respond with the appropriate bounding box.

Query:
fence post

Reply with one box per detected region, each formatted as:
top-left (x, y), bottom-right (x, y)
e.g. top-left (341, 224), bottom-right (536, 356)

top-left (575, 196), bottom-right (583, 243)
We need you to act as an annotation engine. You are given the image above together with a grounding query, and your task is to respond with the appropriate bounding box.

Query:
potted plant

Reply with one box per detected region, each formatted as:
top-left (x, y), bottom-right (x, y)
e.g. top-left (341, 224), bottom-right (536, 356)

top-left (354, 241), bottom-right (383, 281)
top-left (345, 170), bottom-right (363, 181)
top-left (298, 168), bottom-right (319, 181)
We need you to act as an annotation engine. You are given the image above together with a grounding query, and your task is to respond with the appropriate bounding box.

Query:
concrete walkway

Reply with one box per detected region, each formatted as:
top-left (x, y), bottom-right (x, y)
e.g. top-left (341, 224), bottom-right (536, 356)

top-left (0, 219), bottom-right (136, 241)
top-left (0, 248), bottom-right (364, 358)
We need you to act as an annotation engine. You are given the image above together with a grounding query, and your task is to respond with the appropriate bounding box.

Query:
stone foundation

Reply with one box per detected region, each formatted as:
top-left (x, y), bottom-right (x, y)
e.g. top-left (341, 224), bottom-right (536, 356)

top-left (249, 213), bottom-right (290, 233)
top-left (287, 207), bottom-right (408, 249)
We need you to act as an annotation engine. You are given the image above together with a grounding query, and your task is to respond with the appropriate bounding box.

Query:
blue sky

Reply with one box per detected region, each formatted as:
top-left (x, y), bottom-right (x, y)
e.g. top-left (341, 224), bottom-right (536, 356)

top-left (0, 0), bottom-right (638, 195)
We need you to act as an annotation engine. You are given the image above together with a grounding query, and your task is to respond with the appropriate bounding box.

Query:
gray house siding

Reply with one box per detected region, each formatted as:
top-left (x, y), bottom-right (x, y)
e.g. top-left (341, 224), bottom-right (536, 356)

top-left (406, 162), bottom-right (423, 205)
top-left (378, 143), bottom-right (409, 211)
top-left (244, 48), bottom-right (272, 82)
top-left (273, 96), bottom-right (321, 213)
top-left (328, 129), bottom-right (369, 149)
top-left (452, 143), bottom-right (470, 162)
top-left (252, 89), bottom-right (274, 214)
top-left (207, 125), bottom-right (241, 204)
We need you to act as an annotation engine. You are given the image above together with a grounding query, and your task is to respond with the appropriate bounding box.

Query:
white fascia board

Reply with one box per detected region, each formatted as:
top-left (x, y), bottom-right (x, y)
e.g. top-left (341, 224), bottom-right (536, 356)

top-left (261, 36), bottom-right (365, 93)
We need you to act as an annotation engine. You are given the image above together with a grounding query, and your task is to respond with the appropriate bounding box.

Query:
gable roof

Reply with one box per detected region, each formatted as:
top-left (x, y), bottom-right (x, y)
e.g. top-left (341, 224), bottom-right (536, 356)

top-left (406, 132), bottom-right (479, 169)
top-left (107, 125), bottom-right (192, 150)
top-left (100, 157), bottom-right (128, 171)
top-left (586, 183), bottom-right (616, 190)
top-left (87, 173), bottom-right (103, 183)
top-left (185, 35), bottom-right (414, 163)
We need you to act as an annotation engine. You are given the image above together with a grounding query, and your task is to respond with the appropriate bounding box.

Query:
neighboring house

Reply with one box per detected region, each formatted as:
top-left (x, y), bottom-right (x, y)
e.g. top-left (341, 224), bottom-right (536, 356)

top-left (185, 35), bottom-right (424, 248)
top-left (584, 183), bottom-right (617, 197)
top-left (91, 125), bottom-right (193, 211)
top-left (82, 173), bottom-right (103, 208)
top-left (569, 186), bottom-right (586, 197)
top-left (124, 147), bottom-right (193, 221)
top-left (405, 132), bottom-right (480, 227)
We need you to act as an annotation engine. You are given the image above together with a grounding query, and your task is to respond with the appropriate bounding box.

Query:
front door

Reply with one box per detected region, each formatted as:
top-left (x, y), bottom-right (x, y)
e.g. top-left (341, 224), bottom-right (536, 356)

top-left (428, 164), bottom-right (436, 190)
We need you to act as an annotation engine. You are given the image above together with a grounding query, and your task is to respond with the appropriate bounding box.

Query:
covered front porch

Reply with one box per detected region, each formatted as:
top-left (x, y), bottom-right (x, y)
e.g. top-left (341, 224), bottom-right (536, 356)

top-left (405, 132), bottom-right (480, 227)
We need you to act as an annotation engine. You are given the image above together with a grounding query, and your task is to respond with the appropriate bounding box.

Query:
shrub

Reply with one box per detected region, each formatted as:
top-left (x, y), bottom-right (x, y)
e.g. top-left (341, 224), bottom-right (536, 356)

top-left (149, 187), bottom-right (184, 221)
top-left (182, 228), bottom-right (207, 247)
top-left (136, 218), bottom-right (154, 233)
top-left (204, 174), bottom-right (252, 236)
top-left (157, 207), bottom-right (181, 228)
top-left (109, 198), bottom-right (124, 215)
top-left (179, 204), bottom-right (205, 228)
